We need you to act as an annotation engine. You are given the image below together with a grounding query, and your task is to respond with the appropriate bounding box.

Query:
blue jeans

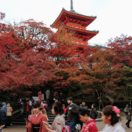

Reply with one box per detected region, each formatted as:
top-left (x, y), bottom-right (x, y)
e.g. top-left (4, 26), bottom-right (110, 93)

top-left (66, 120), bottom-right (76, 132)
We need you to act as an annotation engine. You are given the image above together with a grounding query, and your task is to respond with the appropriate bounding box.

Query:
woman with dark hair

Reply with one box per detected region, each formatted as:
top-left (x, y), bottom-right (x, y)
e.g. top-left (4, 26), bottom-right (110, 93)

top-left (101, 105), bottom-right (125, 132)
top-left (26, 101), bottom-right (49, 132)
top-left (51, 102), bottom-right (65, 132)
top-left (79, 108), bottom-right (98, 132)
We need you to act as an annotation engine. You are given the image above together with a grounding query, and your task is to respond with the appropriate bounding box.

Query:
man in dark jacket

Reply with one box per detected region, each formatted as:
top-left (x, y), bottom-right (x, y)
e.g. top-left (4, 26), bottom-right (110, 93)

top-left (66, 97), bottom-right (79, 132)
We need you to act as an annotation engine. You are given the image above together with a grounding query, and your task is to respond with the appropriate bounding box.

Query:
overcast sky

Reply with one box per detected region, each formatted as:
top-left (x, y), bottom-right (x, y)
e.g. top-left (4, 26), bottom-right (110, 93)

top-left (0, 0), bottom-right (132, 46)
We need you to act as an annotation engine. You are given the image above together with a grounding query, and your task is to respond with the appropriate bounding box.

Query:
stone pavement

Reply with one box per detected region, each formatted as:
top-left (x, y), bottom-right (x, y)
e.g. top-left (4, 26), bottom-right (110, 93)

top-left (3, 118), bottom-right (132, 132)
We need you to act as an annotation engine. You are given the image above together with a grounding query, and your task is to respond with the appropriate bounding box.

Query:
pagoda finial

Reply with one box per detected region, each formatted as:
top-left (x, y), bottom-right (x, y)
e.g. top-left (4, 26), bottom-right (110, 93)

top-left (70, 0), bottom-right (74, 12)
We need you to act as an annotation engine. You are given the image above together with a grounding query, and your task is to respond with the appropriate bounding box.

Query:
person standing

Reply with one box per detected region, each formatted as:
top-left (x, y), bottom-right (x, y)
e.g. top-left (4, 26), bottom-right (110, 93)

top-left (45, 89), bottom-right (51, 109)
top-left (18, 98), bottom-right (24, 114)
top-left (80, 102), bottom-right (88, 109)
top-left (124, 104), bottom-right (129, 115)
top-left (66, 97), bottom-right (79, 132)
top-left (79, 108), bottom-right (98, 132)
top-left (26, 102), bottom-right (49, 132)
top-left (45, 90), bottom-right (50, 101)
top-left (6, 103), bottom-right (13, 126)
top-left (25, 100), bottom-right (31, 118)
top-left (51, 102), bottom-right (65, 132)
top-left (125, 109), bottom-right (131, 128)
top-left (0, 102), bottom-right (7, 127)
top-left (101, 105), bottom-right (125, 132)
top-left (90, 104), bottom-right (98, 120)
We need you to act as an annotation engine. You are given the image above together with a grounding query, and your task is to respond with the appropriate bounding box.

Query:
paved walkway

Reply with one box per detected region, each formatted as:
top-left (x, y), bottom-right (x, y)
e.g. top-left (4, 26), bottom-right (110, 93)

top-left (3, 118), bottom-right (132, 132)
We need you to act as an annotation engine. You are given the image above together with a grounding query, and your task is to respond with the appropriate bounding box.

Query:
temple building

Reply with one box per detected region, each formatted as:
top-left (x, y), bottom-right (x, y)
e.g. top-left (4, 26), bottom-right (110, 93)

top-left (51, 1), bottom-right (98, 45)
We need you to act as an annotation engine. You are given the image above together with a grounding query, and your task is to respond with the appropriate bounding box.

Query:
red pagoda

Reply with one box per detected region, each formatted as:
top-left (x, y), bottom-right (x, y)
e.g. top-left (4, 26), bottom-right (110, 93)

top-left (51, 1), bottom-right (98, 45)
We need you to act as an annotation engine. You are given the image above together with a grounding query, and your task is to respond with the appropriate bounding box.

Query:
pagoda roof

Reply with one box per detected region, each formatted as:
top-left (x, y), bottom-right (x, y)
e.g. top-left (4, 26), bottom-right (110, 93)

top-left (51, 8), bottom-right (96, 28)
top-left (66, 26), bottom-right (99, 40)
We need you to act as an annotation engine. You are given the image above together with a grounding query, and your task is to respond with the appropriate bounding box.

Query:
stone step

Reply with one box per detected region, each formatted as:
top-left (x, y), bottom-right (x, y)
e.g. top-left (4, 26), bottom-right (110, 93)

top-left (12, 112), bottom-right (55, 125)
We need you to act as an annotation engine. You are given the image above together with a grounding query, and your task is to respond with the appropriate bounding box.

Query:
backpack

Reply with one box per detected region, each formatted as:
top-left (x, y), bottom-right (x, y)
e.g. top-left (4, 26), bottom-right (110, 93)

top-left (62, 125), bottom-right (71, 132)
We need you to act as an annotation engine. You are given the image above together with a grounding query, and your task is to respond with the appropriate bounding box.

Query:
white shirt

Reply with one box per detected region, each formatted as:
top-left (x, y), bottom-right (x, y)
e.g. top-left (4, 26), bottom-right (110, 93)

top-left (102, 123), bottom-right (126, 132)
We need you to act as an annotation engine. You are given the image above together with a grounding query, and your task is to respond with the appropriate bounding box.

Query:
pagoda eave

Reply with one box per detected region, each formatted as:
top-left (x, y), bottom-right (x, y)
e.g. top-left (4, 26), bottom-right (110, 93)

top-left (78, 32), bottom-right (98, 41)
top-left (51, 8), bottom-right (96, 28)
top-left (65, 26), bottom-right (98, 36)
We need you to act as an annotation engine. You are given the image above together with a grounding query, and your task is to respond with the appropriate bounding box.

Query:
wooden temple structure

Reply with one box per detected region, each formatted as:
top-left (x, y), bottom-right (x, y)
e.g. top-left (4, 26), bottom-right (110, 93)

top-left (51, 0), bottom-right (98, 45)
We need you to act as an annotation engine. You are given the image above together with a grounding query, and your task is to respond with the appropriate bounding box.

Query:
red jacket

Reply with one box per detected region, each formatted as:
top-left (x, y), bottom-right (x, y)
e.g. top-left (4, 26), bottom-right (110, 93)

top-left (81, 119), bottom-right (98, 132)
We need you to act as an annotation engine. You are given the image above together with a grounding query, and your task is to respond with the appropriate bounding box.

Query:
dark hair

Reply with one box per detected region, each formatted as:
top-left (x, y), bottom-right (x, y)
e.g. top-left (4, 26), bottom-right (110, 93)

top-left (67, 97), bottom-right (73, 101)
top-left (102, 105), bottom-right (120, 126)
top-left (32, 101), bottom-right (41, 109)
top-left (79, 108), bottom-right (90, 116)
top-left (52, 102), bottom-right (63, 115)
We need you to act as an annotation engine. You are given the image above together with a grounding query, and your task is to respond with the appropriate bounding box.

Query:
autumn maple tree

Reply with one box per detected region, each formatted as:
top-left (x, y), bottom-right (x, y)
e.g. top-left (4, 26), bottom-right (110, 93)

top-left (0, 11), bottom-right (131, 104)
top-left (108, 35), bottom-right (132, 100)
top-left (48, 28), bottom-right (92, 90)
top-left (0, 19), bottom-right (55, 90)
top-left (108, 35), bottom-right (132, 67)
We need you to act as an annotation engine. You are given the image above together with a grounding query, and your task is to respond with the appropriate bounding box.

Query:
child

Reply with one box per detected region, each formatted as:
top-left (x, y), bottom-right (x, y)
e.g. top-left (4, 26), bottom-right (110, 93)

top-left (101, 105), bottom-right (125, 132)
top-left (79, 108), bottom-right (98, 132)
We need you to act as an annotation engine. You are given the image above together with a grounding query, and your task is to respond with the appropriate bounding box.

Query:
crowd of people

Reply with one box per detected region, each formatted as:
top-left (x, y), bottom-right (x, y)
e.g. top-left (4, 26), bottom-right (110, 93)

top-left (24, 97), bottom-right (129, 132)
top-left (0, 95), bottom-right (131, 132)
top-left (0, 102), bottom-right (13, 131)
